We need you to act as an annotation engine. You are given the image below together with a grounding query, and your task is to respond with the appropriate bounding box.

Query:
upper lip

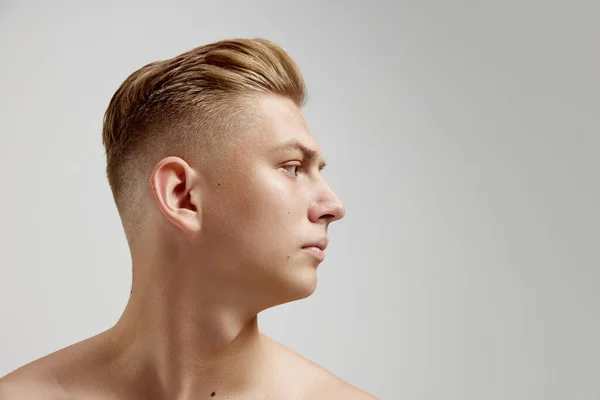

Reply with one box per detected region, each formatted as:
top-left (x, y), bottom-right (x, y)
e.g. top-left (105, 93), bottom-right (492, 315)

top-left (303, 238), bottom-right (329, 251)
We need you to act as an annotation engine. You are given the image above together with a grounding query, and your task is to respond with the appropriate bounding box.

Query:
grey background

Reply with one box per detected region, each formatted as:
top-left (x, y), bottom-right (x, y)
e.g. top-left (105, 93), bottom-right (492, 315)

top-left (1, 1), bottom-right (598, 399)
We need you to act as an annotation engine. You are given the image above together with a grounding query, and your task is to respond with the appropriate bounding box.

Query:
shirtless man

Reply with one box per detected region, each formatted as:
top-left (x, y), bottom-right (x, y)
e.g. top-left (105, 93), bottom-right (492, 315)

top-left (0, 38), bottom-right (378, 399)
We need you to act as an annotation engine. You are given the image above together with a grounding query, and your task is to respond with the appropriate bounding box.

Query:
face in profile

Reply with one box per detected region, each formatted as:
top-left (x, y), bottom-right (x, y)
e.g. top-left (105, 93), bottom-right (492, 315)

top-left (195, 94), bottom-right (346, 309)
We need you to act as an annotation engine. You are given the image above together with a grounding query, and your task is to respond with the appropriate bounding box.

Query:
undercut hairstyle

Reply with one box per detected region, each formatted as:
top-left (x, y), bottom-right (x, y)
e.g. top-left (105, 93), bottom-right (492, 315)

top-left (101, 38), bottom-right (306, 247)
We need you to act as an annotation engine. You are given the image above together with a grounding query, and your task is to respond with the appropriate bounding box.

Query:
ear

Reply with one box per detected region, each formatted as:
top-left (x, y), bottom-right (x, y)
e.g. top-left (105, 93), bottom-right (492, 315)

top-left (149, 156), bottom-right (202, 234)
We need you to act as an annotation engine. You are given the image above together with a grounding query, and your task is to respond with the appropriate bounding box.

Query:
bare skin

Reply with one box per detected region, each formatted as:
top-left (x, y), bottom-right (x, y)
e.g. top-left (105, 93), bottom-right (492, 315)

top-left (0, 94), bottom-right (378, 399)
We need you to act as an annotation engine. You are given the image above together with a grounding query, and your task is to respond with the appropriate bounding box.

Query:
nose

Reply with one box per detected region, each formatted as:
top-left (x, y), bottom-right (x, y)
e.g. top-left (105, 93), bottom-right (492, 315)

top-left (308, 180), bottom-right (346, 225)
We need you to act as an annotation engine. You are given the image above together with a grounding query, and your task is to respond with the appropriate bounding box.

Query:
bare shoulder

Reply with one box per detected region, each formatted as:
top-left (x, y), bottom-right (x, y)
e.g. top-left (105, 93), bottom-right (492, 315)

top-left (0, 370), bottom-right (67, 400)
top-left (0, 332), bottom-right (115, 400)
top-left (307, 369), bottom-right (380, 400)
top-left (261, 334), bottom-right (379, 400)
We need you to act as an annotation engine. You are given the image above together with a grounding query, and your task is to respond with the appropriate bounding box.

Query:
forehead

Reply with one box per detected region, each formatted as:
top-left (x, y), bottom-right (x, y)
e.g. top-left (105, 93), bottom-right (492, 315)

top-left (245, 94), bottom-right (323, 155)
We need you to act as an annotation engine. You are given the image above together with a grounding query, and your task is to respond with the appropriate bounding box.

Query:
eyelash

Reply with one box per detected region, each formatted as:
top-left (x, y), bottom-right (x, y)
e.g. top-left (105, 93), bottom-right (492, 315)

top-left (283, 164), bottom-right (302, 176)
top-left (282, 163), bottom-right (324, 177)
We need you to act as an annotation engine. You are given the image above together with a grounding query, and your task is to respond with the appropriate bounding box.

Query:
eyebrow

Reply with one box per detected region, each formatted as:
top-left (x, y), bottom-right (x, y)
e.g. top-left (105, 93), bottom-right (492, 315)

top-left (276, 139), bottom-right (328, 170)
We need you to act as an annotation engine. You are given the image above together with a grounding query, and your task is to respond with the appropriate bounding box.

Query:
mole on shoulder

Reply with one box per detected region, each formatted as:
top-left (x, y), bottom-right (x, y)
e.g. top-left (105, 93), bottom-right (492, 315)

top-left (211, 392), bottom-right (216, 397)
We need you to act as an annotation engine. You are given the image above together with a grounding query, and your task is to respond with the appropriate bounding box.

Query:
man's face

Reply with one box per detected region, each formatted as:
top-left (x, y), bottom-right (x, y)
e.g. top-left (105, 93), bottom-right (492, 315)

top-left (197, 94), bottom-right (346, 308)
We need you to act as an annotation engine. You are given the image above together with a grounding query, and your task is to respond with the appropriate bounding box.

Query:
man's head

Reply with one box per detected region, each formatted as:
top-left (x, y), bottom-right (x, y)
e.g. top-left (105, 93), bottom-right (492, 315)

top-left (102, 38), bottom-right (345, 309)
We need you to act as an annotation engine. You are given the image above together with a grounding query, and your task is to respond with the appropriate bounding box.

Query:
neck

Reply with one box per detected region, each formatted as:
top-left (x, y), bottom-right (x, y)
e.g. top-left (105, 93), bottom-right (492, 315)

top-left (105, 256), bottom-right (271, 399)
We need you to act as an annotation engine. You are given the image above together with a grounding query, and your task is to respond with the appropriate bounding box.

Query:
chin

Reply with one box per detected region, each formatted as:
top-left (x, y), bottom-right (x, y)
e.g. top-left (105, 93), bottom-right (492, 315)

top-left (282, 264), bottom-right (320, 302)
top-left (260, 264), bottom-right (319, 309)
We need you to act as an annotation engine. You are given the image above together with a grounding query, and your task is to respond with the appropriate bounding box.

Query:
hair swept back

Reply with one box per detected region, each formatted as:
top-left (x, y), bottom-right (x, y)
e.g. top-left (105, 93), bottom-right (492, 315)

top-left (101, 38), bottom-right (306, 246)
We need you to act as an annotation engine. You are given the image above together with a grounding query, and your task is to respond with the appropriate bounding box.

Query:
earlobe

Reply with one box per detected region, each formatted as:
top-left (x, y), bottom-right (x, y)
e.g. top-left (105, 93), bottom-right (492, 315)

top-left (150, 157), bottom-right (202, 234)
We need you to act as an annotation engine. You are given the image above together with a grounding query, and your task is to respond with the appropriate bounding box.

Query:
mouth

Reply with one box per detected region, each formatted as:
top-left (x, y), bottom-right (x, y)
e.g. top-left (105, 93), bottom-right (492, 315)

top-left (302, 238), bottom-right (328, 252)
top-left (301, 238), bottom-right (328, 262)
top-left (302, 246), bottom-right (326, 261)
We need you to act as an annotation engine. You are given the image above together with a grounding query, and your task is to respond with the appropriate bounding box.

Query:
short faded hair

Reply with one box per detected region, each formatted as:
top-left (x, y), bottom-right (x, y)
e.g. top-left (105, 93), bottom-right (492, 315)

top-left (101, 38), bottom-right (306, 246)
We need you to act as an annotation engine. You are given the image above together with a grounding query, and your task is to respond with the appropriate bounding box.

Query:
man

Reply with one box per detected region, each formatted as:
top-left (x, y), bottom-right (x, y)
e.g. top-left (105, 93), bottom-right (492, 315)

top-left (0, 38), bottom-right (377, 399)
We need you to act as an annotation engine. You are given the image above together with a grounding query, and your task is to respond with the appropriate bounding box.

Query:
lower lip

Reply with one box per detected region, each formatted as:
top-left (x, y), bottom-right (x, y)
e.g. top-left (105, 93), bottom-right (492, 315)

top-left (302, 246), bottom-right (325, 261)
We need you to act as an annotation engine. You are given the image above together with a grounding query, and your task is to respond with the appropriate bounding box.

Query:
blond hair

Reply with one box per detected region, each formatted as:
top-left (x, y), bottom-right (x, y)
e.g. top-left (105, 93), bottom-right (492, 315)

top-left (101, 38), bottom-right (306, 246)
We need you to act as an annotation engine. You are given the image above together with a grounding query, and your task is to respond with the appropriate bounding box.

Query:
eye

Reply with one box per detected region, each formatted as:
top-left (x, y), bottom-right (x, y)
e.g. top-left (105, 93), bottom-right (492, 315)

top-left (282, 164), bottom-right (301, 176)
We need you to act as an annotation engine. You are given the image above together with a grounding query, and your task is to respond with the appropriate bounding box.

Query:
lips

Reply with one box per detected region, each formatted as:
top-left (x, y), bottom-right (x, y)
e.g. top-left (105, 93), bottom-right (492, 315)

top-left (302, 238), bottom-right (328, 251)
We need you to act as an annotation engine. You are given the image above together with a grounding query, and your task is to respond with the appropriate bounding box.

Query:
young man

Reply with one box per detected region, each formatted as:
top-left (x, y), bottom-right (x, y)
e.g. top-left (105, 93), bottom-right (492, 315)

top-left (0, 38), bottom-right (377, 399)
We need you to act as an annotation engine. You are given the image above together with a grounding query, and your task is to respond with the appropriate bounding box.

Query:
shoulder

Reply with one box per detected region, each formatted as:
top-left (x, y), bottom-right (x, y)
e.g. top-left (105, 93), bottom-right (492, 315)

top-left (0, 372), bottom-right (67, 400)
top-left (0, 334), bottom-right (112, 400)
top-left (306, 370), bottom-right (380, 400)
top-left (260, 334), bottom-right (379, 399)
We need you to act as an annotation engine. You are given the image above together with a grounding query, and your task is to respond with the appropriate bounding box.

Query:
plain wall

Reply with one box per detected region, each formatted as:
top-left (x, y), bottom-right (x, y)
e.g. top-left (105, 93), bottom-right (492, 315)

top-left (1, 1), bottom-right (598, 399)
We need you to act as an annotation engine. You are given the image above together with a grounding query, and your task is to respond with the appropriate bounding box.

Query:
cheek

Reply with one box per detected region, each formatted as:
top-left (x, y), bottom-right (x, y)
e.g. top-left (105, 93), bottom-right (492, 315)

top-left (242, 183), bottom-right (306, 250)
top-left (209, 167), bottom-right (306, 241)
top-left (255, 177), bottom-right (304, 220)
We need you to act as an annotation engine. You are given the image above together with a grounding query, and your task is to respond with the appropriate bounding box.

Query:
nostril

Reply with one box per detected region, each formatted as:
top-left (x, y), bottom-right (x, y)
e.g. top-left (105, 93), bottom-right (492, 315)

top-left (320, 213), bottom-right (335, 223)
